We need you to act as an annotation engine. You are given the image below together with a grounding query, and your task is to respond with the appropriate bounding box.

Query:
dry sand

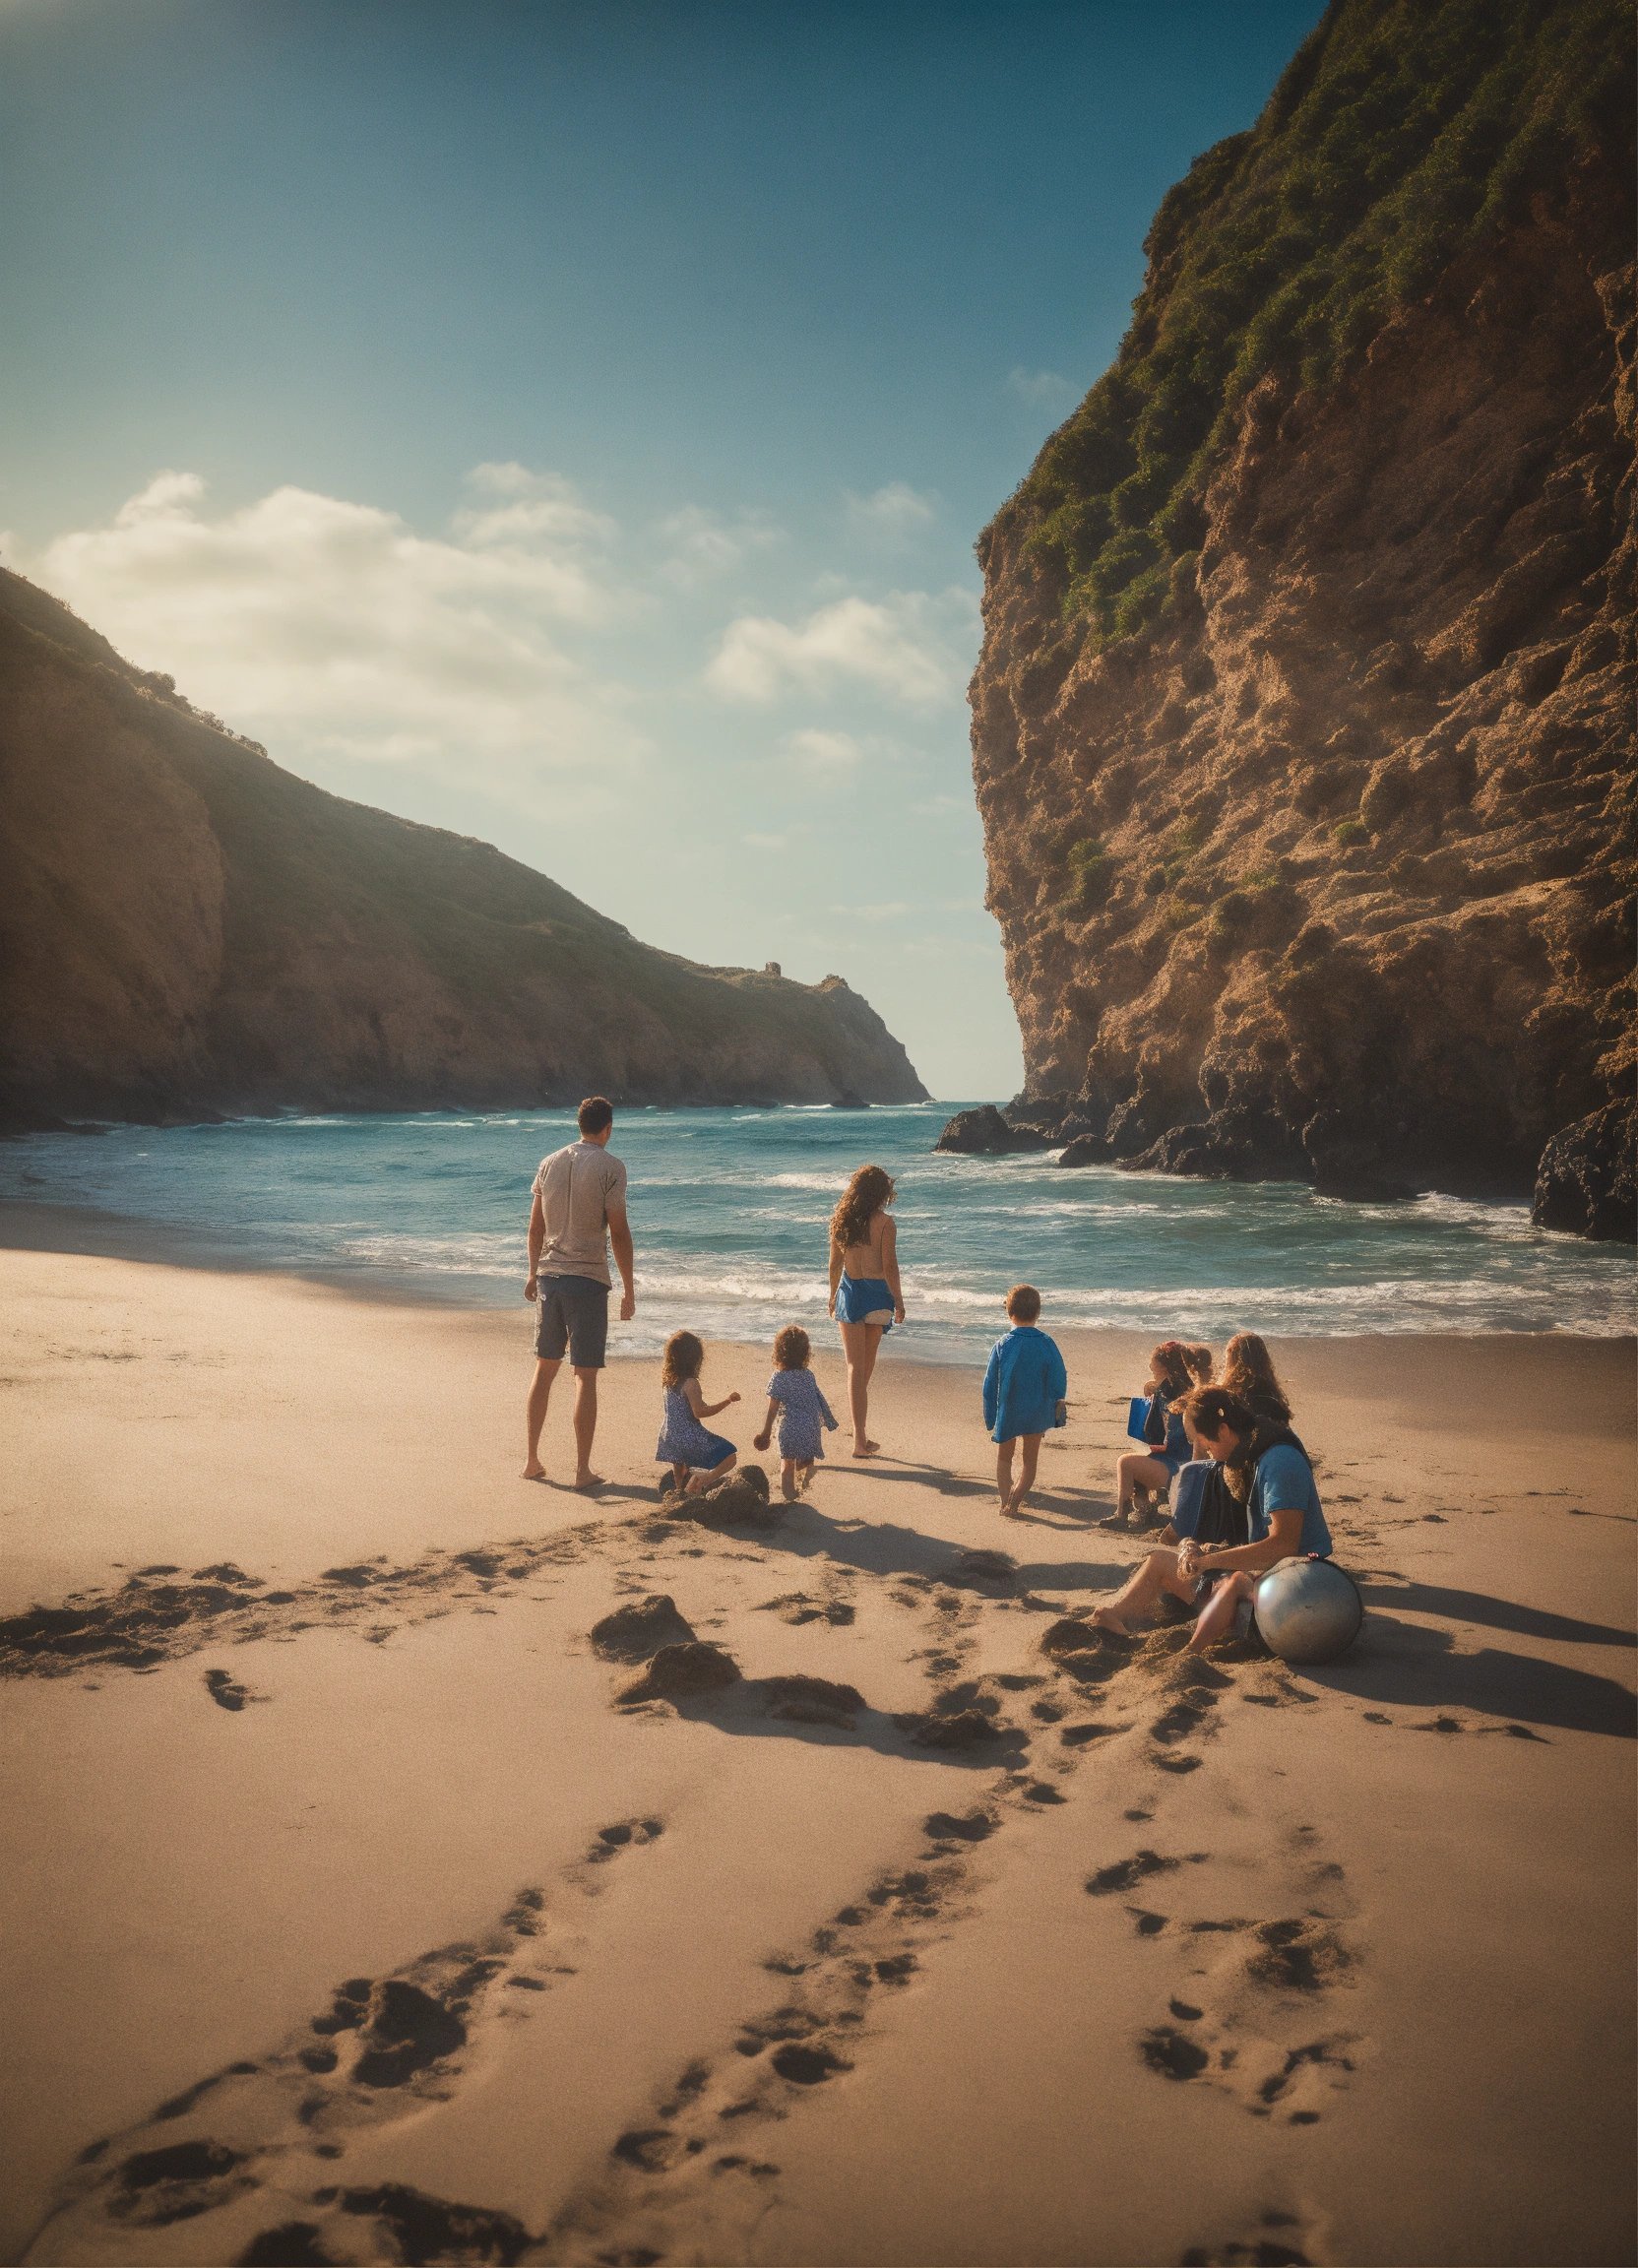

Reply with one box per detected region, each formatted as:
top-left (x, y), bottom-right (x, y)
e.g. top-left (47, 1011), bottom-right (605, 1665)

top-left (0, 1246), bottom-right (1632, 2267)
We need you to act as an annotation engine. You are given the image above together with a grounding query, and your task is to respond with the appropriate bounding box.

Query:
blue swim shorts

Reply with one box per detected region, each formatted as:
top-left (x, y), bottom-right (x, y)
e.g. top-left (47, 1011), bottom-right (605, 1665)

top-left (836, 1273), bottom-right (895, 1329)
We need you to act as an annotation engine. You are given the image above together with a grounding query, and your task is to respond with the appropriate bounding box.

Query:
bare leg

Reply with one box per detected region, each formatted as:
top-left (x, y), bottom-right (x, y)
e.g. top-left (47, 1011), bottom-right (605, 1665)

top-left (838, 1320), bottom-right (884, 1454)
top-left (995, 1438), bottom-right (1016, 1513)
top-left (1090, 1547), bottom-right (1199, 1634)
top-left (1008, 1432), bottom-right (1042, 1516)
top-left (781, 1458), bottom-right (798, 1502)
top-left (570, 1367), bottom-right (601, 1489)
top-left (685, 1449), bottom-right (737, 1497)
top-left (524, 1356), bottom-right (560, 1479)
top-left (1103, 1451), bottom-right (1175, 1529)
top-left (796, 1460), bottom-right (815, 1495)
top-left (1186, 1571), bottom-right (1254, 1654)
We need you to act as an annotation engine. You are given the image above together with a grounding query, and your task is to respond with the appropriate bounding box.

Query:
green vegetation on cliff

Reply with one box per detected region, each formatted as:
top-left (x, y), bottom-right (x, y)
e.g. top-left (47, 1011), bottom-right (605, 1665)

top-left (1001, 0), bottom-right (1634, 645)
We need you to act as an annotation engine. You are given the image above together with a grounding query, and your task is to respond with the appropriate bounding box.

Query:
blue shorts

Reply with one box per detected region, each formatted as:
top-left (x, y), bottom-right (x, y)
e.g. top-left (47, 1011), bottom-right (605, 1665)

top-left (534, 1274), bottom-right (609, 1367)
top-left (837, 1273), bottom-right (895, 1329)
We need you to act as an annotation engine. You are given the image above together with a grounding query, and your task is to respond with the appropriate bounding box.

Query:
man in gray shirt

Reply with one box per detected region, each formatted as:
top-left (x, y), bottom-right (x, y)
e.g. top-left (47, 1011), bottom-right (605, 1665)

top-left (523, 1096), bottom-right (636, 1488)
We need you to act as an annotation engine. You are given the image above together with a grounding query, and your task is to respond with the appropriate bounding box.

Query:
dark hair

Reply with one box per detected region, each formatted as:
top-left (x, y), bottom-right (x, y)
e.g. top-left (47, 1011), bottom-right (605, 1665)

top-left (1006, 1284), bottom-right (1041, 1322)
top-left (578, 1095), bottom-right (614, 1137)
top-left (1150, 1340), bottom-right (1194, 1398)
top-left (831, 1165), bottom-right (895, 1252)
top-left (1179, 1385), bottom-right (1254, 1443)
top-left (1184, 1343), bottom-right (1215, 1383)
top-left (1223, 1332), bottom-right (1292, 1422)
top-left (661, 1330), bottom-right (704, 1389)
top-left (774, 1324), bottom-right (811, 1369)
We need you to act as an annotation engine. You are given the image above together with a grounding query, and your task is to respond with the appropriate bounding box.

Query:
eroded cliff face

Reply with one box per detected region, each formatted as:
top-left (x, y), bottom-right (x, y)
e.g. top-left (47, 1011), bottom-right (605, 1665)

top-left (971, 14), bottom-right (1633, 1230)
top-left (0, 571), bottom-right (926, 1125)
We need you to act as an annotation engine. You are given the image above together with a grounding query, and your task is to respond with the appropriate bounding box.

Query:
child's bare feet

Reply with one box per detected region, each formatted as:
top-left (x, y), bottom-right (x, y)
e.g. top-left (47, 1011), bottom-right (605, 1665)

top-left (1089, 1604), bottom-right (1135, 1634)
top-left (781, 1469), bottom-right (798, 1502)
top-left (797, 1463), bottom-right (815, 1496)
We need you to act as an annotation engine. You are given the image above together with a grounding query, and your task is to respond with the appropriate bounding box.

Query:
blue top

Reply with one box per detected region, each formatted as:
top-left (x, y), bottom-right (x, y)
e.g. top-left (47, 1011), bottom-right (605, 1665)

top-left (1248, 1443), bottom-right (1333, 1558)
top-left (982, 1326), bottom-right (1068, 1442)
top-left (1170, 1459), bottom-right (1211, 1540)
top-left (1139, 1391), bottom-right (1191, 1472)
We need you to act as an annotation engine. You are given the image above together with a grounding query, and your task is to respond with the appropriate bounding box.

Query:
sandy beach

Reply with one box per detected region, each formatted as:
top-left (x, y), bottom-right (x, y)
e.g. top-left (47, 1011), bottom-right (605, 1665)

top-left (0, 1244), bottom-right (1633, 2268)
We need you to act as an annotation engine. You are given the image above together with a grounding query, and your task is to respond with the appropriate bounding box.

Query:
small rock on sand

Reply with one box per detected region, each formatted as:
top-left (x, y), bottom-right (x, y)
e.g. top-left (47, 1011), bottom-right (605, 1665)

top-left (617, 1642), bottom-right (743, 1704)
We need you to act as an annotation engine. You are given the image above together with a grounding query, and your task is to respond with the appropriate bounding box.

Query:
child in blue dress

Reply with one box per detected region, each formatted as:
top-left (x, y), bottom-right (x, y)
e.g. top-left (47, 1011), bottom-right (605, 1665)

top-left (982, 1285), bottom-right (1068, 1519)
top-left (656, 1330), bottom-right (740, 1497)
top-left (753, 1324), bottom-right (840, 1499)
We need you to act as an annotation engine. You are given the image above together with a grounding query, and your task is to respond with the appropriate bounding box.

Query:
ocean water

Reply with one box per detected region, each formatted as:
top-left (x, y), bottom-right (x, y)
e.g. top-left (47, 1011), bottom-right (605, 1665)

top-left (3, 1103), bottom-right (1632, 1355)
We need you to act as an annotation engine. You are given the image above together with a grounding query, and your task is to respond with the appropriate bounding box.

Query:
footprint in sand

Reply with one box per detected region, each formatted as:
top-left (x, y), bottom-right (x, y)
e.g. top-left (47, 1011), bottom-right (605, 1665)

top-left (31, 1824), bottom-right (670, 2263)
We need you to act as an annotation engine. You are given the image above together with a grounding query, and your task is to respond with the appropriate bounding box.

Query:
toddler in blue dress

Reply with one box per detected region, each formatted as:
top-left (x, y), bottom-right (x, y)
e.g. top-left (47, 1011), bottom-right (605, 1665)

top-left (656, 1330), bottom-right (740, 1496)
top-left (753, 1324), bottom-right (839, 1499)
top-left (982, 1284), bottom-right (1068, 1519)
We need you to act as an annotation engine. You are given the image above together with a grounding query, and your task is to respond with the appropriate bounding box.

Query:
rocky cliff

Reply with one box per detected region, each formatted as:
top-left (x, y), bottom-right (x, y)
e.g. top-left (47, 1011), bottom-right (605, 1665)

top-left (0, 568), bottom-right (926, 1125)
top-left (970, 0), bottom-right (1634, 1235)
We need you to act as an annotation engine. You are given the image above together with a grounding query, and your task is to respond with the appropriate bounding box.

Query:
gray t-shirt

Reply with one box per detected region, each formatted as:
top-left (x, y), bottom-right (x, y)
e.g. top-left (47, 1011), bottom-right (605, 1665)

top-left (534, 1142), bottom-right (627, 1288)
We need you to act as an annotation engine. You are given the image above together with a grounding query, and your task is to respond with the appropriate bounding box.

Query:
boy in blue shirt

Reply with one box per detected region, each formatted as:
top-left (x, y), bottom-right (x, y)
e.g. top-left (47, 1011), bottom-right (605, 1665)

top-left (982, 1284), bottom-right (1068, 1519)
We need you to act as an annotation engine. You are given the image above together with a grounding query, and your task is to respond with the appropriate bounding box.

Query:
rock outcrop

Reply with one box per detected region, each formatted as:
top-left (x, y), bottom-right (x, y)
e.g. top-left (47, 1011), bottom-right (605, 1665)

top-left (969, 0), bottom-right (1634, 1233)
top-left (0, 569), bottom-right (926, 1127)
top-left (934, 1104), bottom-right (1050, 1156)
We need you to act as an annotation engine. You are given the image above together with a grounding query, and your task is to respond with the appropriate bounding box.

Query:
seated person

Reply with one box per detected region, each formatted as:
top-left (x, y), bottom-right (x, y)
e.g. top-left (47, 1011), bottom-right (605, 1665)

top-left (1090, 1385), bottom-right (1331, 1652)
top-left (1221, 1330), bottom-right (1293, 1426)
top-left (1103, 1340), bottom-right (1196, 1530)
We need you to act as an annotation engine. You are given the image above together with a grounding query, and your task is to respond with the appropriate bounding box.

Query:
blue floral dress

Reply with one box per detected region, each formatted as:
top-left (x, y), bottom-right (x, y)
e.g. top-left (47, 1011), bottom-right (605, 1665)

top-left (766, 1368), bottom-right (839, 1462)
top-left (656, 1386), bottom-right (734, 1472)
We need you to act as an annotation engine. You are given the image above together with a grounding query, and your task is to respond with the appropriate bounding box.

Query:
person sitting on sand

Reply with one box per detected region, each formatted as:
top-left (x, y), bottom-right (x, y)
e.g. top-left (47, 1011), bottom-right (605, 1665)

top-left (656, 1330), bottom-right (740, 1497)
top-left (524, 1095), bottom-right (637, 1490)
top-left (753, 1324), bottom-right (840, 1500)
top-left (1221, 1330), bottom-right (1292, 1425)
top-left (1185, 1343), bottom-right (1216, 1385)
top-left (983, 1284), bottom-right (1068, 1520)
top-left (1103, 1340), bottom-right (1195, 1530)
top-left (828, 1164), bottom-right (905, 1457)
top-left (1090, 1384), bottom-right (1333, 1652)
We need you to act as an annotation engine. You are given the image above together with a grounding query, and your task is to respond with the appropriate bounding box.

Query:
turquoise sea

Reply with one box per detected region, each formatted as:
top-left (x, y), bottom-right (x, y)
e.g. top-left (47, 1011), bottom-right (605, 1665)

top-left (2, 1104), bottom-right (1632, 1355)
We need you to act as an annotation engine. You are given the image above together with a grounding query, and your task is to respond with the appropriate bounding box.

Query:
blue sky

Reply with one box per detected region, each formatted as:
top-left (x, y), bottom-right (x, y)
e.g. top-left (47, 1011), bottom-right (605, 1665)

top-left (2, 0), bottom-right (1322, 1099)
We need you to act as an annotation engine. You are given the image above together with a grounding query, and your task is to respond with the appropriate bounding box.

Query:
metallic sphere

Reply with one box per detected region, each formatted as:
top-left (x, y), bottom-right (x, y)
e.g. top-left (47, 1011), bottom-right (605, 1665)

top-left (1253, 1556), bottom-right (1363, 1666)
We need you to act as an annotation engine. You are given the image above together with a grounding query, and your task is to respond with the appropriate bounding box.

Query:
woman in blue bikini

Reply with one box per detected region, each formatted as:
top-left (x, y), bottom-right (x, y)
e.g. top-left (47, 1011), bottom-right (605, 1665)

top-left (828, 1164), bottom-right (905, 1458)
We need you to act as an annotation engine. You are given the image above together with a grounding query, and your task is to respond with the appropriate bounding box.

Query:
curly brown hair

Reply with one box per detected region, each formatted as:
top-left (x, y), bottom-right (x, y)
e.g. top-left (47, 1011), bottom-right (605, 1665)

top-left (1222, 1332), bottom-right (1292, 1423)
top-left (1184, 1343), bottom-right (1215, 1383)
top-left (830, 1165), bottom-right (895, 1253)
top-left (774, 1324), bottom-right (811, 1369)
top-left (661, 1330), bottom-right (704, 1390)
top-left (1150, 1340), bottom-right (1194, 1399)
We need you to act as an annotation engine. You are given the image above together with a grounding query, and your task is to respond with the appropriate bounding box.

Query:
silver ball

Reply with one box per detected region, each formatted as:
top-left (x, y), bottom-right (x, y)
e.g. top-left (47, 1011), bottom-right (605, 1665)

top-left (1253, 1557), bottom-right (1363, 1666)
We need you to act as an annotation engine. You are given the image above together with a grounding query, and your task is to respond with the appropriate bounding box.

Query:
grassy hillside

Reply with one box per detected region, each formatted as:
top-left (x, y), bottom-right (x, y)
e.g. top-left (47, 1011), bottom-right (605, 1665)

top-left (994, 0), bottom-right (1634, 645)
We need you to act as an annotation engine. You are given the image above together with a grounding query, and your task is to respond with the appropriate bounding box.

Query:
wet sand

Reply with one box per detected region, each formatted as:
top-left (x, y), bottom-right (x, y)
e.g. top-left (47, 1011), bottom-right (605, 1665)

top-left (0, 1246), bottom-right (1632, 2266)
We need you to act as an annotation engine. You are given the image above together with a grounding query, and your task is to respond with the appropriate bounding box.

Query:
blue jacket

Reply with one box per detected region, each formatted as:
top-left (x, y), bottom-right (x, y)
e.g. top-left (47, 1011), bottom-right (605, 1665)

top-left (982, 1326), bottom-right (1068, 1442)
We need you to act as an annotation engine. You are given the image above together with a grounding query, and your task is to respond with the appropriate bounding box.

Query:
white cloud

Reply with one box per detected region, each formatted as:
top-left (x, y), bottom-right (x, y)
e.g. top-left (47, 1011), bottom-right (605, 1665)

top-left (28, 467), bottom-right (646, 779)
top-left (706, 588), bottom-right (978, 709)
top-left (655, 503), bottom-right (782, 585)
top-left (845, 481), bottom-right (936, 541)
top-left (1006, 366), bottom-right (1078, 411)
top-left (785, 726), bottom-right (864, 774)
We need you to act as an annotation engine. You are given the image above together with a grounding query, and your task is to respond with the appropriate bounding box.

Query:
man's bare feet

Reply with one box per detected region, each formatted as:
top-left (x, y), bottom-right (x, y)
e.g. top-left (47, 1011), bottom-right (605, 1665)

top-left (572, 1471), bottom-right (605, 1493)
top-left (850, 1438), bottom-right (881, 1458)
top-left (523, 1460), bottom-right (546, 1480)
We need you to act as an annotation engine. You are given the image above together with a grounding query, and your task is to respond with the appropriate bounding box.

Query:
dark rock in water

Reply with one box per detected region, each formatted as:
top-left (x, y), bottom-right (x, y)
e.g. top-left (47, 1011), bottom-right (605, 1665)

top-left (617, 1642), bottom-right (743, 1705)
top-left (1534, 1099), bottom-right (1636, 1243)
top-left (589, 1595), bottom-right (697, 1663)
top-left (757, 1673), bottom-right (866, 1728)
top-left (679, 1466), bottom-right (781, 1531)
top-left (350, 1981), bottom-right (466, 2088)
top-left (935, 1103), bottom-right (1050, 1156)
top-left (830, 1092), bottom-right (870, 1108)
top-left (1056, 1132), bottom-right (1109, 1168)
top-left (337, 2183), bottom-right (531, 2267)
